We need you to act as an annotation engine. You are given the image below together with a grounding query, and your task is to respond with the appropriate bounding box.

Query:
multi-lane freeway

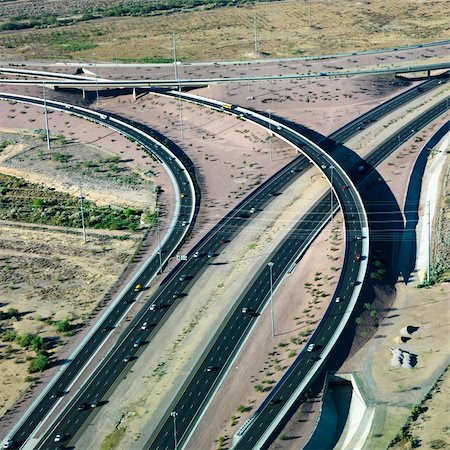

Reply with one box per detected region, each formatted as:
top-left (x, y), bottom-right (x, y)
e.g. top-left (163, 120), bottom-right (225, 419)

top-left (0, 73), bottom-right (447, 449)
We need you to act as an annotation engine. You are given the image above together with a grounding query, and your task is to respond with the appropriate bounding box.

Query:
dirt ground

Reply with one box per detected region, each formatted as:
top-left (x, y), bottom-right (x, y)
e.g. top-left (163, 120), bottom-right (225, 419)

top-left (0, 47), bottom-right (447, 448)
top-left (0, 130), bottom-right (156, 211)
top-left (71, 75), bottom-right (447, 450)
top-left (0, 223), bottom-right (141, 417)
top-left (0, 0), bottom-right (449, 61)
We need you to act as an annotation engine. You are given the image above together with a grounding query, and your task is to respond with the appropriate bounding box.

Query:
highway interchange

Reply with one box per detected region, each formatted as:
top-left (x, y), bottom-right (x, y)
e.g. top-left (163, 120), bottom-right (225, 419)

top-left (0, 66), bottom-right (448, 449)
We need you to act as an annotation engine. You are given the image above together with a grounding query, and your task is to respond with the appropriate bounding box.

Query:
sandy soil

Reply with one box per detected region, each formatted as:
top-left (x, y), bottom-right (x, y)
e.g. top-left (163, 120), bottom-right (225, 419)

top-left (0, 47), bottom-right (447, 448)
top-left (69, 75), bottom-right (446, 447)
top-left (389, 365), bottom-right (450, 450)
top-left (0, 0), bottom-right (448, 61)
top-left (0, 133), bottom-right (155, 211)
top-left (0, 223), bottom-right (141, 417)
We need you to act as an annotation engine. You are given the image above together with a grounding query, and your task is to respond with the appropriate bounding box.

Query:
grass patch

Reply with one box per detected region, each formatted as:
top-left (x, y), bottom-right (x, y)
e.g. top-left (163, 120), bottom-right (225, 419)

top-left (100, 427), bottom-right (126, 450)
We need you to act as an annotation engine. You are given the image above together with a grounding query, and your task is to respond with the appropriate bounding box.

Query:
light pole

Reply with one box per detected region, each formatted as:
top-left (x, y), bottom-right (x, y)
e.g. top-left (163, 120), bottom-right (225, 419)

top-left (171, 411), bottom-right (178, 450)
top-left (330, 165), bottom-right (334, 222)
top-left (42, 82), bottom-right (51, 151)
top-left (156, 207), bottom-right (162, 274)
top-left (268, 110), bottom-right (273, 162)
top-left (93, 53), bottom-right (99, 109)
top-left (427, 201), bottom-right (431, 284)
top-left (173, 31), bottom-right (184, 141)
top-left (253, 14), bottom-right (258, 53)
top-left (79, 183), bottom-right (87, 243)
top-left (268, 261), bottom-right (274, 337)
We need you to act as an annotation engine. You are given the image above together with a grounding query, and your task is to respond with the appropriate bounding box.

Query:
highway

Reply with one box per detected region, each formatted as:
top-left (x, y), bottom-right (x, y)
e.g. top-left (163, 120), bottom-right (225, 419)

top-left (0, 94), bottom-right (198, 449)
top-left (0, 74), bottom-right (446, 446)
top-left (142, 93), bottom-right (448, 448)
top-left (231, 98), bottom-right (449, 449)
top-left (1, 61), bottom-right (449, 88)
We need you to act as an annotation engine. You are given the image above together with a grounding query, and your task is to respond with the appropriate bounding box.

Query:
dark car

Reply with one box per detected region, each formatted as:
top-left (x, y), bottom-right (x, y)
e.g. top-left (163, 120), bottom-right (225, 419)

top-left (207, 251), bottom-right (215, 258)
top-left (50, 391), bottom-right (66, 399)
top-left (77, 402), bottom-right (89, 411)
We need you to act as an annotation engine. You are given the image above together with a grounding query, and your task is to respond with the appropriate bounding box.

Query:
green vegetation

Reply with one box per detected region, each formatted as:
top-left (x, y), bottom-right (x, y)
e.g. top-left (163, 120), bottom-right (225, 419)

top-left (0, 172), bottom-right (146, 231)
top-left (28, 351), bottom-right (50, 373)
top-left (100, 426), bottom-right (126, 450)
top-left (0, 0), bottom-right (278, 34)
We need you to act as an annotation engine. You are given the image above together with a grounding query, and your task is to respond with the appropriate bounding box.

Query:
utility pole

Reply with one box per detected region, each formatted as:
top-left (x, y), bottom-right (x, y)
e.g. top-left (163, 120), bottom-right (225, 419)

top-left (268, 261), bottom-right (274, 337)
top-left (268, 110), bottom-right (273, 162)
top-left (171, 411), bottom-right (178, 450)
top-left (330, 165), bottom-right (335, 223)
top-left (253, 14), bottom-right (258, 53)
top-left (156, 206), bottom-right (163, 274)
top-left (42, 83), bottom-right (51, 151)
top-left (79, 183), bottom-right (87, 243)
top-left (308, 0), bottom-right (312, 27)
top-left (93, 53), bottom-right (99, 109)
top-left (427, 201), bottom-right (431, 284)
top-left (173, 31), bottom-right (184, 141)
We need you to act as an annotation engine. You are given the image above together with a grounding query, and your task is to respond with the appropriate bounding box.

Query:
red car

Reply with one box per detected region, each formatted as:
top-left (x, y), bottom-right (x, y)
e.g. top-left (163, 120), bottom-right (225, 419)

top-left (355, 253), bottom-right (361, 262)
top-left (220, 239), bottom-right (226, 244)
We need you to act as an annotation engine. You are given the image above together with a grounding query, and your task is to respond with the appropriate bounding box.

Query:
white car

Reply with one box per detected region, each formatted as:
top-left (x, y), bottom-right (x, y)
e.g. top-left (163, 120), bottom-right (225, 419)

top-left (307, 344), bottom-right (316, 352)
top-left (54, 434), bottom-right (62, 442)
top-left (2, 440), bottom-right (13, 449)
top-left (149, 304), bottom-right (157, 311)
top-left (193, 251), bottom-right (200, 258)
top-left (141, 321), bottom-right (148, 330)
top-left (249, 207), bottom-right (255, 214)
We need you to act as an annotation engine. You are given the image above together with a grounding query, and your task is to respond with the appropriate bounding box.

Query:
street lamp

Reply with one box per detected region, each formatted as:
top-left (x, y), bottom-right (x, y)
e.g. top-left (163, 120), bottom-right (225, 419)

top-left (268, 110), bottom-right (273, 162)
top-left (268, 261), bottom-right (274, 337)
top-left (171, 411), bottom-right (178, 450)
top-left (155, 207), bottom-right (162, 274)
top-left (329, 165), bottom-right (334, 222)
top-left (92, 52), bottom-right (99, 109)
top-left (42, 82), bottom-right (51, 151)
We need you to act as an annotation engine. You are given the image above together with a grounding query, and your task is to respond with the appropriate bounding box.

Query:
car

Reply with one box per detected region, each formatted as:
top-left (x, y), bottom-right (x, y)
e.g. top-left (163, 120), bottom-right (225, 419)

top-left (241, 307), bottom-right (250, 314)
top-left (50, 391), bottom-right (66, 399)
top-left (342, 184), bottom-right (349, 190)
top-left (149, 303), bottom-right (157, 311)
top-left (91, 399), bottom-right (100, 408)
top-left (134, 284), bottom-right (142, 292)
top-left (220, 239), bottom-right (226, 244)
top-left (181, 220), bottom-right (187, 227)
top-left (308, 356), bottom-right (321, 362)
top-left (276, 126), bottom-right (282, 130)
top-left (307, 343), bottom-right (316, 352)
top-left (141, 321), bottom-right (148, 330)
top-left (206, 365), bottom-right (218, 372)
top-left (2, 439), bottom-right (13, 449)
top-left (354, 235), bottom-right (361, 240)
top-left (355, 253), bottom-right (361, 262)
top-left (77, 403), bottom-right (89, 411)
top-left (357, 165), bottom-right (365, 171)
top-left (193, 251), bottom-right (200, 258)
top-left (54, 434), bottom-right (63, 442)
top-left (269, 398), bottom-right (281, 405)
top-left (351, 280), bottom-right (360, 286)
top-left (172, 291), bottom-right (180, 299)
top-left (180, 193), bottom-right (186, 198)
top-left (335, 297), bottom-right (342, 303)
top-left (124, 298), bottom-right (135, 304)
top-left (249, 207), bottom-right (255, 214)
top-left (179, 274), bottom-right (188, 282)
top-left (123, 355), bottom-right (132, 363)
top-left (133, 338), bottom-right (141, 348)
top-left (207, 251), bottom-right (214, 258)
top-left (99, 113), bottom-right (108, 120)
top-left (321, 164), bottom-right (327, 169)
